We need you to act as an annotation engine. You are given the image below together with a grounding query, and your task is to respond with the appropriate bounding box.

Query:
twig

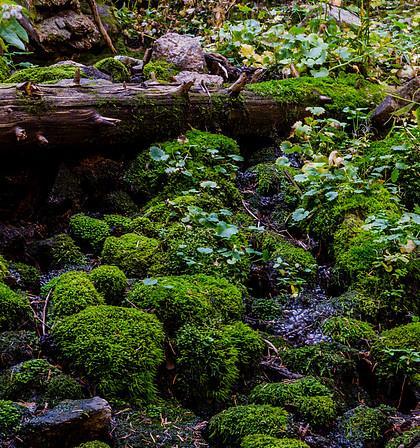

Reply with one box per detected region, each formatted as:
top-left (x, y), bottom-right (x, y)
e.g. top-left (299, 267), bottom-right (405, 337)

top-left (87, 0), bottom-right (116, 54)
top-left (41, 289), bottom-right (51, 336)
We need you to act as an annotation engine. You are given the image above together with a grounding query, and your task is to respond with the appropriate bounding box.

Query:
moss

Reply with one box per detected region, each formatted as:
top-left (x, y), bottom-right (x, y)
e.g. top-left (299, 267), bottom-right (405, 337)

top-left (249, 163), bottom-right (299, 199)
top-left (51, 271), bottom-right (104, 318)
top-left (94, 57), bottom-right (130, 82)
top-left (143, 60), bottom-right (179, 82)
top-left (9, 262), bottom-right (40, 290)
top-left (343, 406), bottom-right (391, 445)
top-left (0, 57), bottom-right (10, 82)
top-left (48, 233), bottom-right (87, 268)
top-left (385, 427), bottom-right (420, 448)
top-left (89, 265), bottom-right (127, 305)
top-left (322, 316), bottom-right (377, 348)
top-left (247, 297), bottom-right (283, 320)
top-left (0, 283), bottom-right (32, 331)
top-left (0, 331), bottom-right (39, 369)
top-left (175, 324), bottom-right (240, 403)
top-left (124, 129), bottom-right (240, 199)
top-left (282, 342), bottom-right (357, 379)
top-left (103, 214), bottom-right (133, 235)
top-left (69, 214), bottom-right (111, 251)
top-left (76, 443), bottom-right (111, 448)
top-left (336, 288), bottom-right (385, 324)
top-left (0, 359), bottom-right (83, 406)
top-left (103, 190), bottom-right (139, 215)
top-left (101, 233), bottom-right (161, 277)
top-left (221, 322), bottom-right (264, 371)
top-left (6, 65), bottom-right (77, 83)
top-left (0, 255), bottom-right (8, 282)
top-left (247, 74), bottom-right (384, 115)
top-left (127, 274), bottom-right (244, 332)
top-left (250, 377), bottom-right (336, 427)
top-left (128, 216), bottom-right (164, 238)
top-left (52, 305), bottom-right (164, 400)
top-left (0, 400), bottom-right (23, 437)
top-left (208, 404), bottom-right (289, 447)
top-left (241, 435), bottom-right (309, 448)
top-left (371, 322), bottom-right (420, 384)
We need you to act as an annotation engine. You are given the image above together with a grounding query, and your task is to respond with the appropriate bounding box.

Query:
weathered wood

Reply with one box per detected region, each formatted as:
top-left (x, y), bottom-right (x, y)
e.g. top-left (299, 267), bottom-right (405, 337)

top-left (0, 79), bottom-right (309, 149)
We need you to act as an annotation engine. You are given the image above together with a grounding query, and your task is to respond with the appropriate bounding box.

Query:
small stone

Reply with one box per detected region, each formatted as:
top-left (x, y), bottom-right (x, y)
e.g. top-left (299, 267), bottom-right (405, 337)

top-left (173, 71), bottom-right (224, 87)
top-left (152, 32), bottom-right (206, 72)
top-left (323, 4), bottom-right (361, 27)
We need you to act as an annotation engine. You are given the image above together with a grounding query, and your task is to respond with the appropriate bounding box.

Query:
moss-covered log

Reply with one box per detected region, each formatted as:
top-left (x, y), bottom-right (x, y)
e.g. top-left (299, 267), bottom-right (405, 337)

top-left (0, 76), bottom-right (384, 149)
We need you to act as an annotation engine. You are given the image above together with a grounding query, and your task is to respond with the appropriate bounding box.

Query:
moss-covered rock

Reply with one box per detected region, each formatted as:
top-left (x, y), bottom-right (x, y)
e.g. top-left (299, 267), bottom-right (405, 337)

top-left (385, 427), bottom-right (420, 448)
top-left (9, 262), bottom-right (40, 291)
top-left (52, 305), bottom-right (164, 400)
top-left (94, 57), bottom-right (130, 82)
top-left (103, 190), bottom-right (138, 215)
top-left (101, 233), bottom-right (161, 277)
top-left (103, 214), bottom-right (133, 235)
top-left (0, 255), bottom-right (8, 282)
top-left (0, 283), bottom-right (32, 331)
top-left (143, 60), bottom-right (179, 82)
top-left (0, 331), bottom-right (39, 369)
top-left (0, 400), bottom-right (23, 437)
top-left (89, 265), bottom-right (127, 305)
top-left (208, 404), bottom-right (289, 447)
top-left (5, 65), bottom-right (77, 83)
top-left (282, 342), bottom-right (357, 379)
top-left (0, 359), bottom-right (83, 406)
top-left (50, 271), bottom-right (104, 318)
top-left (76, 442), bottom-right (111, 448)
top-left (371, 322), bottom-right (420, 384)
top-left (343, 406), bottom-right (392, 446)
top-left (175, 324), bottom-right (240, 403)
top-left (247, 74), bottom-right (384, 115)
top-left (241, 435), bottom-right (309, 448)
top-left (250, 377), bottom-right (336, 427)
top-left (127, 274), bottom-right (244, 332)
top-left (69, 214), bottom-right (111, 251)
top-left (0, 57), bottom-right (10, 82)
top-left (322, 316), bottom-right (376, 348)
top-left (48, 233), bottom-right (87, 269)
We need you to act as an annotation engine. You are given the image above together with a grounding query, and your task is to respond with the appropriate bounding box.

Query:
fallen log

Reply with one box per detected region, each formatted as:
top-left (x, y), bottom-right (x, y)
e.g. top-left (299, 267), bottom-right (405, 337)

top-left (0, 79), bottom-right (321, 150)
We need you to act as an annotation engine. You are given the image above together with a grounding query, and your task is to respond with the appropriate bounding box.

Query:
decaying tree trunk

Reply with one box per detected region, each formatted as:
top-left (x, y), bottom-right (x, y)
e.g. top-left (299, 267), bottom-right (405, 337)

top-left (0, 79), bottom-right (316, 150)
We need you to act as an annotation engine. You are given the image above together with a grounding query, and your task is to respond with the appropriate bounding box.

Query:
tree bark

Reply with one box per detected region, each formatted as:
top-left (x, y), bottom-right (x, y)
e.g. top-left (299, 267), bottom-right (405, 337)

top-left (0, 80), bottom-right (311, 150)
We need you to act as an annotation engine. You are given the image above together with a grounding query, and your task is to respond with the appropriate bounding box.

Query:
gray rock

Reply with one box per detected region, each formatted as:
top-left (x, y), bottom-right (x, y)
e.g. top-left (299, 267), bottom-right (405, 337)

top-left (114, 55), bottom-right (143, 68)
top-left (173, 71), bottom-right (224, 87)
top-left (21, 397), bottom-right (112, 447)
top-left (52, 60), bottom-right (112, 80)
top-left (153, 32), bottom-right (206, 72)
top-left (323, 4), bottom-right (361, 27)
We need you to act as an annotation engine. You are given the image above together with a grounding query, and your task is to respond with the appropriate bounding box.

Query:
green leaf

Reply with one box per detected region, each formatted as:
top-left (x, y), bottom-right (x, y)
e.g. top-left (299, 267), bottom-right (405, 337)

top-left (197, 247), bottom-right (214, 254)
top-left (215, 222), bottom-right (239, 239)
top-left (391, 169), bottom-right (400, 182)
top-left (149, 146), bottom-right (169, 161)
top-left (310, 67), bottom-right (329, 78)
top-left (143, 278), bottom-right (158, 286)
top-left (292, 208), bottom-right (309, 222)
top-left (325, 191), bottom-right (338, 201)
top-left (200, 181), bottom-right (218, 189)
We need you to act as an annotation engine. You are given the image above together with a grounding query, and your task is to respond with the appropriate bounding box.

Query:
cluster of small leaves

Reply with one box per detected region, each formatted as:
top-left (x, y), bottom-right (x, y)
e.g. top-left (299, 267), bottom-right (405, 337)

top-left (0, 2), bottom-right (28, 52)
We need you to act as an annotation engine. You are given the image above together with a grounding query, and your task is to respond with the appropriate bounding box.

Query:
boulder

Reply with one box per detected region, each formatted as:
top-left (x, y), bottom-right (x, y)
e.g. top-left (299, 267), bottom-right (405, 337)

top-left (323, 4), bottom-right (361, 27)
top-left (152, 32), bottom-right (206, 72)
top-left (173, 71), bottom-right (224, 87)
top-left (21, 397), bottom-right (112, 447)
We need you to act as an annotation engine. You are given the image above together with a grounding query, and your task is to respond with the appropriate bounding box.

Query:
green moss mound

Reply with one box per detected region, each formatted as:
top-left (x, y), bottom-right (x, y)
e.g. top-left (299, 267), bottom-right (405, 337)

top-left (322, 316), bottom-right (376, 348)
top-left (372, 322), bottom-right (420, 383)
top-left (208, 404), bottom-right (289, 447)
top-left (282, 342), bottom-right (357, 379)
top-left (51, 271), bottom-right (104, 318)
top-left (69, 214), bottom-right (111, 251)
top-left (0, 283), bottom-right (32, 331)
top-left (5, 65), bottom-right (77, 83)
top-left (0, 57), bottom-right (10, 82)
top-left (143, 60), bottom-right (179, 82)
top-left (0, 359), bottom-right (83, 406)
top-left (385, 427), bottom-right (420, 448)
top-left (343, 406), bottom-right (392, 446)
top-left (76, 442), bottom-right (111, 448)
top-left (52, 305), bottom-right (164, 400)
top-left (0, 331), bottom-right (39, 369)
top-left (0, 255), bottom-right (8, 282)
top-left (175, 322), bottom-right (263, 404)
top-left (247, 75), bottom-right (384, 115)
top-left (127, 274), bottom-right (244, 332)
top-left (250, 377), bottom-right (336, 427)
top-left (48, 233), bottom-right (87, 269)
top-left (241, 435), bottom-right (309, 448)
top-left (9, 262), bottom-right (40, 290)
top-left (103, 214), bottom-right (133, 235)
top-left (0, 400), bottom-right (23, 437)
top-left (101, 233), bottom-right (161, 277)
top-left (94, 57), bottom-right (130, 82)
top-left (90, 265), bottom-right (127, 305)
